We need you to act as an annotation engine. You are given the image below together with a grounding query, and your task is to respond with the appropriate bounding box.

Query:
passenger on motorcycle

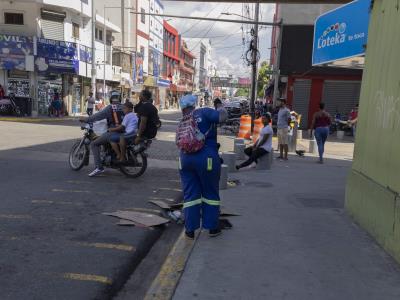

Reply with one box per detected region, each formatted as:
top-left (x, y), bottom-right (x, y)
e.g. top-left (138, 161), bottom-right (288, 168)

top-left (79, 90), bottom-right (124, 177)
top-left (134, 89), bottom-right (159, 145)
top-left (108, 101), bottom-right (138, 162)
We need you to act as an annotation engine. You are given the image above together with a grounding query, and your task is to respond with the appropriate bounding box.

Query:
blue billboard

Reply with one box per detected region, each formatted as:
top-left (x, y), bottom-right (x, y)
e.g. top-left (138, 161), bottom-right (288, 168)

top-left (312, 0), bottom-right (371, 66)
top-left (36, 38), bottom-right (79, 74)
top-left (0, 34), bottom-right (33, 70)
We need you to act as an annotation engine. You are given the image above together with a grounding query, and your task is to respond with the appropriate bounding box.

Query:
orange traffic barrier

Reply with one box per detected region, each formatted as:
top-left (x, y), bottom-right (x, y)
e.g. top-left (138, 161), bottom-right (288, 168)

top-left (252, 118), bottom-right (264, 144)
top-left (237, 115), bottom-right (251, 139)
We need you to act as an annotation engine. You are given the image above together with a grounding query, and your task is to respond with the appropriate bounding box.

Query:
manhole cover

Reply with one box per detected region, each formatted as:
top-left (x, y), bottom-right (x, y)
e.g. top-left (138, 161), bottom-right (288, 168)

top-left (297, 197), bottom-right (342, 209)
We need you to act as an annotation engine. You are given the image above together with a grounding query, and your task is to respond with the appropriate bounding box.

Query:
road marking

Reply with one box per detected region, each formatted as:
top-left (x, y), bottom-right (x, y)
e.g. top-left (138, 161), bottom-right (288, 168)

top-left (0, 214), bottom-right (31, 219)
top-left (67, 180), bottom-right (94, 185)
top-left (63, 273), bottom-right (112, 285)
top-left (144, 231), bottom-right (198, 300)
top-left (148, 196), bottom-right (176, 203)
top-left (52, 188), bottom-right (91, 193)
top-left (77, 242), bottom-right (135, 252)
top-left (157, 187), bottom-right (182, 192)
top-left (31, 199), bottom-right (84, 206)
top-left (52, 188), bottom-right (108, 196)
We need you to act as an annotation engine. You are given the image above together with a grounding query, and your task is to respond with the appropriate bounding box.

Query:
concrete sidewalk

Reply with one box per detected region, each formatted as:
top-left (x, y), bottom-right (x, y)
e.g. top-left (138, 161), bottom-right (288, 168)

top-left (173, 155), bottom-right (400, 300)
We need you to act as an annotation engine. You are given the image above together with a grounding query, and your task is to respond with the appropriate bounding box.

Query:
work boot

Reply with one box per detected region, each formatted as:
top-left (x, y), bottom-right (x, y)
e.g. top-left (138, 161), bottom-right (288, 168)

top-left (185, 231), bottom-right (195, 240)
top-left (209, 228), bottom-right (222, 237)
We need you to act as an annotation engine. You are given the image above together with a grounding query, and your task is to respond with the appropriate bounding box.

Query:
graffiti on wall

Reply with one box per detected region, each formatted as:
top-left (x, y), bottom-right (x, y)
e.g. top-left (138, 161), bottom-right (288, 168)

top-left (375, 91), bottom-right (400, 130)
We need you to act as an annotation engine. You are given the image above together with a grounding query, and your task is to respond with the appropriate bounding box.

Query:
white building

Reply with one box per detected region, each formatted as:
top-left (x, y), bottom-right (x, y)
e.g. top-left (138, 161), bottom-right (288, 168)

top-left (94, 0), bottom-right (137, 98)
top-left (184, 38), bottom-right (212, 93)
top-left (136, 0), bottom-right (150, 77)
top-left (0, 0), bottom-right (120, 115)
top-left (148, 0), bottom-right (163, 78)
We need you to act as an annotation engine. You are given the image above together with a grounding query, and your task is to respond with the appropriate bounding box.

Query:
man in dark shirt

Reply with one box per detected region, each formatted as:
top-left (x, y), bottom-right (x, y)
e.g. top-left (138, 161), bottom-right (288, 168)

top-left (134, 89), bottom-right (159, 144)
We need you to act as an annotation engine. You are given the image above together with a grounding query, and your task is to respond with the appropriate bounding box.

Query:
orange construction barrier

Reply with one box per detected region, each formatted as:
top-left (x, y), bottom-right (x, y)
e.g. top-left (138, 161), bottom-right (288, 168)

top-left (252, 118), bottom-right (264, 144)
top-left (237, 115), bottom-right (251, 139)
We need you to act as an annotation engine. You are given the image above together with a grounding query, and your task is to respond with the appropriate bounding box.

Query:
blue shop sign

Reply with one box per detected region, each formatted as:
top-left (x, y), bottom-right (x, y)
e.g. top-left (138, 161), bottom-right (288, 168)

top-left (79, 45), bottom-right (92, 63)
top-left (312, 0), bottom-right (371, 66)
top-left (0, 34), bottom-right (33, 70)
top-left (36, 38), bottom-right (79, 73)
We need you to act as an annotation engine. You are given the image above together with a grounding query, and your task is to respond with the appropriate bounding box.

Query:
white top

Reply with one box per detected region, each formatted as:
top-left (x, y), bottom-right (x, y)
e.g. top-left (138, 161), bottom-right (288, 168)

top-left (86, 96), bottom-right (95, 109)
top-left (122, 112), bottom-right (138, 135)
top-left (277, 107), bottom-right (291, 129)
top-left (257, 125), bottom-right (273, 152)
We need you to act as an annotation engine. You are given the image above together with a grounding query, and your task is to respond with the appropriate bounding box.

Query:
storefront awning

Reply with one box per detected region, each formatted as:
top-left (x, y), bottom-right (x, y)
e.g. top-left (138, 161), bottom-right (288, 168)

top-left (312, 0), bottom-right (371, 68)
top-left (157, 78), bottom-right (171, 88)
top-left (143, 76), bottom-right (157, 87)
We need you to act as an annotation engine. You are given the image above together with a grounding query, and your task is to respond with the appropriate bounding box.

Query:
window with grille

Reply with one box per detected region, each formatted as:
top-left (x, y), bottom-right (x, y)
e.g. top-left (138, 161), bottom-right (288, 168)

top-left (72, 22), bottom-right (80, 39)
top-left (141, 8), bottom-right (145, 24)
top-left (5, 12), bottom-right (24, 25)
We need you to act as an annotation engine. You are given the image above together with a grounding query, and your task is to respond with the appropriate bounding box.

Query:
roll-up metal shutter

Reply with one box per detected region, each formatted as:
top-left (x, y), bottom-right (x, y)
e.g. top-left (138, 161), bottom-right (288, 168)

top-left (292, 79), bottom-right (311, 129)
top-left (40, 9), bottom-right (65, 41)
top-left (322, 80), bottom-right (361, 118)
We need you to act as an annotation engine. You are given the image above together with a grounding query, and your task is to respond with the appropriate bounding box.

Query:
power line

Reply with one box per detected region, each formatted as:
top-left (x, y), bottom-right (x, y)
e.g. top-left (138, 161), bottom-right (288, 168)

top-left (181, 4), bottom-right (220, 35)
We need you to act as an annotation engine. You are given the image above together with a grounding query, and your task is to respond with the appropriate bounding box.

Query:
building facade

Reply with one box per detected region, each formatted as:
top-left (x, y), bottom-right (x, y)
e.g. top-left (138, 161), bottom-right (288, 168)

top-left (270, 3), bottom-right (362, 129)
top-left (178, 40), bottom-right (196, 95)
top-left (162, 20), bottom-right (180, 108)
top-left (184, 38), bottom-right (212, 97)
top-left (0, 0), bottom-right (120, 116)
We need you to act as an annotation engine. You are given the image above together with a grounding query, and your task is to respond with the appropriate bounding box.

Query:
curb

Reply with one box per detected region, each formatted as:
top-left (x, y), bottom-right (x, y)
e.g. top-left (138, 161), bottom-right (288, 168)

top-left (143, 230), bottom-right (199, 300)
top-left (0, 117), bottom-right (77, 122)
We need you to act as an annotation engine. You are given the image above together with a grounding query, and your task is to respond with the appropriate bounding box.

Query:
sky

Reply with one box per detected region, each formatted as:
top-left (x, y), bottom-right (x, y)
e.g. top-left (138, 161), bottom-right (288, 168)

top-left (163, 1), bottom-right (275, 78)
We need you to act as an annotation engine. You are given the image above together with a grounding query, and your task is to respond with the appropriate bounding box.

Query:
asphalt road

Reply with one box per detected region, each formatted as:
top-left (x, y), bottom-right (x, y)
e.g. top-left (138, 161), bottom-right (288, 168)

top-left (0, 110), bottom-right (183, 299)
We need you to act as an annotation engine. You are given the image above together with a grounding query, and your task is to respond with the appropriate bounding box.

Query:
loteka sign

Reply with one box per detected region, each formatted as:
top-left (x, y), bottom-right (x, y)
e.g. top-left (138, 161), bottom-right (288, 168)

top-left (312, 0), bottom-right (371, 66)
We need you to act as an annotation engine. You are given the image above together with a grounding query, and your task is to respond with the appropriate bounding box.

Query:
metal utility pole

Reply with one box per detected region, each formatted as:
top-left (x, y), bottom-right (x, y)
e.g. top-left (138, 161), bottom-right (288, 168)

top-left (250, 2), bottom-right (260, 127)
top-left (91, 0), bottom-right (96, 95)
top-left (104, 5), bottom-right (107, 101)
top-left (272, 21), bottom-right (283, 107)
top-left (121, 0), bottom-right (125, 49)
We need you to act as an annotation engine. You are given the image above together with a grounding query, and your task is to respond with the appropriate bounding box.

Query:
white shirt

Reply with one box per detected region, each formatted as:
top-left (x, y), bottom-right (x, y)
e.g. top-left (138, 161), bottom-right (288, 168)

top-left (257, 125), bottom-right (273, 152)
top-left (122, 112), bottom-right (138, 135)
top-left (86, 96), bottom-right (95, 109)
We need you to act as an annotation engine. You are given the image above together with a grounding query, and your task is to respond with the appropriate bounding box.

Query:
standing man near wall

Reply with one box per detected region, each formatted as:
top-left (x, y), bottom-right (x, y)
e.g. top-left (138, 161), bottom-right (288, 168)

top-left (277, 99), bottom-right (291, 161)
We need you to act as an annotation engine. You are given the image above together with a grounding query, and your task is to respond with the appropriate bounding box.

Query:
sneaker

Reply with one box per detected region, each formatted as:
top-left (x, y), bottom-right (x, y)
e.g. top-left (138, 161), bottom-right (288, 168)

top-left (88, 168), bottom-right (105, 177)
top-left (235, 165), bottom-right (240, 170)
top-left (209, 228), bottom-right (222, 237)
top-left (185, 231), bottom-right (195, 240)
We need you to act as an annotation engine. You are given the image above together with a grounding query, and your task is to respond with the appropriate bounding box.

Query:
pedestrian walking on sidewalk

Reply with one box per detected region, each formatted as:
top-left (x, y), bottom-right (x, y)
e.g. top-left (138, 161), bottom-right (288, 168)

top-left (310, 102), bottom-right (332, 164)
top-left (277, 99), bottom-right (291, 161)
top-left (85, 92), bottom-right (95, 116)
top-left (176, 94), bottom-right (227, 239)
top-left (236, 114), bottom-right (273, 170)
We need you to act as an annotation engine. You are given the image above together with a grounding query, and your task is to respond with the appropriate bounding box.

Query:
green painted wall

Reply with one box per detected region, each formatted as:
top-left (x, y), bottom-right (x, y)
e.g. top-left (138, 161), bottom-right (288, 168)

top-left (346, 0), bottom-right (400, 262)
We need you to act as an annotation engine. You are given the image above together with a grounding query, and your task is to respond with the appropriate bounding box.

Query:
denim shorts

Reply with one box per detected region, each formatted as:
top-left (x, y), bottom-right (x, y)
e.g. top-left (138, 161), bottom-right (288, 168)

top-left (110, 132), bottom-right (136, 143)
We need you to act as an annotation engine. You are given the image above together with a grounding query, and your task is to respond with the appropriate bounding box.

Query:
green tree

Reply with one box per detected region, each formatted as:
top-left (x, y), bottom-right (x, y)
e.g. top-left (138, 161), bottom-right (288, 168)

top-left (257, 61), bottom-right (271, 98)
top-left (235, 88), bottom-right (250, 97)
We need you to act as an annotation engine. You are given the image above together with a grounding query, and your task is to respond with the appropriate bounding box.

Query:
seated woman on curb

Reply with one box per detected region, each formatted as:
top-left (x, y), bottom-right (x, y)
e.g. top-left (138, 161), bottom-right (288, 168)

top-left (236, 114), bottom-right (273, 170)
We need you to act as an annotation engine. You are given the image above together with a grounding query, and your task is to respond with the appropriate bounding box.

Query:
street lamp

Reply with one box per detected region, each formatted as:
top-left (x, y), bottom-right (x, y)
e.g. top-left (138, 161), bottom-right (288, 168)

top-left (221, 12), bottom-right (253, 21)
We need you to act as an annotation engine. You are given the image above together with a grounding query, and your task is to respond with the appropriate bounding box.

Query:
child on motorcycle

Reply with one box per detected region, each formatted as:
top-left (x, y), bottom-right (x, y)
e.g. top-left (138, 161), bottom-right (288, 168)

top-left (108, 102), bottom-right (138, 161)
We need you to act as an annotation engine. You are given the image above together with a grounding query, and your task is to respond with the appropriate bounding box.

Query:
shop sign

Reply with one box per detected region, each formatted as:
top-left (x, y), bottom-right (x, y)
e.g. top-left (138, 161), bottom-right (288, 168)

top-left (79, 45), bottom-right (92, 63)
top-left (312, 0), bottom-right (371, 66)
top-left (133, 52), bottom-right (144, 84)
top-left (36, 38), bottom-right (79, 73)
top-left (0, 34), bottom-right (33, 71)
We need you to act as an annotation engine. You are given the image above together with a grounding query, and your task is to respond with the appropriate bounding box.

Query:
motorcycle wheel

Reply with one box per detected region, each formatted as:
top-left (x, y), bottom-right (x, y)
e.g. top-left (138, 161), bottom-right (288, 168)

top-left (119, 149), bottom-right (147, 178)
top-left (69, 140), bottom-right (88, 171)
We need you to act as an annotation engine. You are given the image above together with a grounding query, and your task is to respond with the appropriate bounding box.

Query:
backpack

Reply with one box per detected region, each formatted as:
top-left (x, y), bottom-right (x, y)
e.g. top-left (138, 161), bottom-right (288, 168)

top-left (176, 111), bottom-right (210, 153)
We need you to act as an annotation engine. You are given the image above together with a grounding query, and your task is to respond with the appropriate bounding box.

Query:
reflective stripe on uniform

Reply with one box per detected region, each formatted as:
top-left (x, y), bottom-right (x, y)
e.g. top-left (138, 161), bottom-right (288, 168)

top-left (178, 157), bottom-right (182, 170)
top-left (202, 198), bottom-right (220, 206)
top-left (207, 158), bottom-right (212, 171)
top-left (183, 198), bottom-right (202, 208)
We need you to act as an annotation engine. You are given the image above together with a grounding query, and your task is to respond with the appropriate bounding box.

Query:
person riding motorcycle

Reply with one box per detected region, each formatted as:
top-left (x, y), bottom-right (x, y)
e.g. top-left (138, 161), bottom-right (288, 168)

top-left (79, 90), bottom-right (124, 177)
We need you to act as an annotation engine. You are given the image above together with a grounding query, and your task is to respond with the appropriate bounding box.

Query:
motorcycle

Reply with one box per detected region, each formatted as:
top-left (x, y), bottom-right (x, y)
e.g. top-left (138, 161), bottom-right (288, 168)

top-left (0, 94), bottom-right (21, 116)
top-left (68, 123), bottom-right (150, 178)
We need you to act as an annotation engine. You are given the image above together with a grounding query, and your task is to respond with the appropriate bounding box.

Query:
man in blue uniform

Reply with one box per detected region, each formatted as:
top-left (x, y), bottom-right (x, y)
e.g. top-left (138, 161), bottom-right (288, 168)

top-left (178, 95), bottom-right (227, 239)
